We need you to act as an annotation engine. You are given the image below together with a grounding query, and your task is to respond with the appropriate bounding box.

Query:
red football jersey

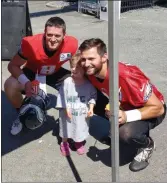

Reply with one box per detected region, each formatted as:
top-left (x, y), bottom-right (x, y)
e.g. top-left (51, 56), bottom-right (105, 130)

top-left (88, 62), bottom-right (164, 110)
top-left (20, 34), bottom-right (78, 75)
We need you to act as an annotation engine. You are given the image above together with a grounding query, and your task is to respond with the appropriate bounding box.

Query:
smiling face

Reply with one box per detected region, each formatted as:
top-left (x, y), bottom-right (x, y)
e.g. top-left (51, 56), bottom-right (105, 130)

top-left (80, 47), bottom-right (107, 76)
top-left (44, 26), bottom-right (65, 51)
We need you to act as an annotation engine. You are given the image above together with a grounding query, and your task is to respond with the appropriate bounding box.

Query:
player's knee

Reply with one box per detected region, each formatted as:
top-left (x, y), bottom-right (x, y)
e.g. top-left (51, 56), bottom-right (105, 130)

top-left (4, 77), bottom-right (21, 93)
top-left (119, 125), bottom-right (134, 143)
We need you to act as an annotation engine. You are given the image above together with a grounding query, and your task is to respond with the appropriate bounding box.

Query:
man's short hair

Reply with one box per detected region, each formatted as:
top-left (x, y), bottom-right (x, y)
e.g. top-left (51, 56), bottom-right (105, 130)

top-left (79, 38), bottom-right (107, 56)
top-left (45, 17), bottom-right (66, 33)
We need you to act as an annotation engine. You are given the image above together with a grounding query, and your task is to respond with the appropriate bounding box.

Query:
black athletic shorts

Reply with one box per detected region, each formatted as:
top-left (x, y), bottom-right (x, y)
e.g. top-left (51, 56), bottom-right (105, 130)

top-left (23, 67), bottom-right (71, 90)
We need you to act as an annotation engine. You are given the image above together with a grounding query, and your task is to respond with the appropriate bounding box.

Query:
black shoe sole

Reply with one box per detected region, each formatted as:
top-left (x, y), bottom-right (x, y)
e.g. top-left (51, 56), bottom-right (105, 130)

top-left (129, 161), bottom-right (149, 172)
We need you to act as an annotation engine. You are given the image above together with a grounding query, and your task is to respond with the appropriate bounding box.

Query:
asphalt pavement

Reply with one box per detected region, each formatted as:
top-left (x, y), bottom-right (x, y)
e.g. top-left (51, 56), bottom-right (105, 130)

top-left (1, 1), bottom-right (167, 182)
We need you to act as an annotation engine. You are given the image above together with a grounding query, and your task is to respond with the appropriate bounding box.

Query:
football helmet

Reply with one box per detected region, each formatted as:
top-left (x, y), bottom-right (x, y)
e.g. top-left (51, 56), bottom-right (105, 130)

top-left (19, 89), bottom-right (49, 130)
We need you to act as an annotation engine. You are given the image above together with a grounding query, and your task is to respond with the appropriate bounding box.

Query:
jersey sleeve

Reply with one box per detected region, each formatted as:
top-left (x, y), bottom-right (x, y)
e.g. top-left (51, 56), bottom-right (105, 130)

top-left (120, 64), bottom-right (153, 107)
top-left (67, 36), bottom-right (78, 56)
top-left (18, 37), bottom-right (30, 60)
top-left (72, 38), bottom-right (78, 56)
top-left (88, 83), bottom-right (97, 105)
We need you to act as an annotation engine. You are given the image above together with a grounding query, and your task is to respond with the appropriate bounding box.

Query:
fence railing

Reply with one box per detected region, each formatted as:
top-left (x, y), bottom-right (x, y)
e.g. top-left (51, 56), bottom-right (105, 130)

top-left (78, 0), bottom-right (154, 17)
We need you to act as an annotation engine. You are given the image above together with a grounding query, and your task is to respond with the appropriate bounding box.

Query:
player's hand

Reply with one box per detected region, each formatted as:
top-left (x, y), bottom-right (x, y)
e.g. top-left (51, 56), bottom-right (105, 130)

top-left (87, 109), bottom-right (94, 117)
top-left (25, 81), bottom-right (33, 97)
top-left (105, 102), bottom-right (122, 119)
top-left (66, 109), bottom-right (72, 119)
top-left (105, 110), bottom-right (110, 118)
top-left (105, 103), bottom-right (110, 118)
top-left (119, 110), bottom-right (127, 125)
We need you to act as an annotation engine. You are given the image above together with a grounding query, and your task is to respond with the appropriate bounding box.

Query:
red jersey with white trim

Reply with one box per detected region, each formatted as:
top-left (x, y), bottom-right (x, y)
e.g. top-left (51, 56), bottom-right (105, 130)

top-left (88, 62), bottom-right (164, 110)
top-left (20, 34), bottom-right (78, 75)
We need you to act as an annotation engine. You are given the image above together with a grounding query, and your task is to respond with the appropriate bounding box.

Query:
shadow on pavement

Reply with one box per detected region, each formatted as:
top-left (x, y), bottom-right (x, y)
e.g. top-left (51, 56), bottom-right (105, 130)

top-left (1, 90), bottom-right (59, 156)
top-left (66, 156), bottom-right (82, 182)
top-left (87, 146), bottom-right (111, 167)
top-left (87, 143), bottom-right (137, 168)
top-left (53, 114), bottom-right (136, 167)
top-left (87, 115), bottom-right (137, 167)
top-left (30, 5), bottom-right (77, 18)
top-left (52, 120), bottom-right (83, 182)
top-left (2, 89), bottom-right (83, 182)
top-left (52, 119), bottom-right (61, 143)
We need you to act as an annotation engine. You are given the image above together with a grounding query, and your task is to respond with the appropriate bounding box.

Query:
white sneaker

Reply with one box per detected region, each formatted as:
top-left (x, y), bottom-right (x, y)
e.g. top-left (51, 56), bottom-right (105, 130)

top-left (10, 118), bottom-right (23, 135)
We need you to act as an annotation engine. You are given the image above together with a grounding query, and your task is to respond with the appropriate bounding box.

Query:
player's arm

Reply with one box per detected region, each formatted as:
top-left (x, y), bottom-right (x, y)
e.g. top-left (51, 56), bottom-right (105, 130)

top-left (8, 53), bottom-right (27, 79)
top-left (119, 92), bottom-right (164, 124)
top-left (137, 92), bottom-right (164, 119)
top-left (71, 37), bottom-right (78, 56)
top-left (8, 40), bottom-right (32, 88)
top-left (118, 65), bottom-right (165, 124)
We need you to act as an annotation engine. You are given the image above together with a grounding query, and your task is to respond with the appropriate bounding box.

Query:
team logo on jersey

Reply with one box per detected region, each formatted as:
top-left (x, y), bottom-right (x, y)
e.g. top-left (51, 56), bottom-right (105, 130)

top-left (60, 53), bottom-right (71, 61)
top-left (143, 82), bottom-right (152, 101)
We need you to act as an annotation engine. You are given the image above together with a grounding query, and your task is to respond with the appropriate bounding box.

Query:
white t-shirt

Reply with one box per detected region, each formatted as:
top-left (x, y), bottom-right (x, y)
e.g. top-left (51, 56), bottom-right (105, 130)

top-left (56, 77), bottom-right (97, 142)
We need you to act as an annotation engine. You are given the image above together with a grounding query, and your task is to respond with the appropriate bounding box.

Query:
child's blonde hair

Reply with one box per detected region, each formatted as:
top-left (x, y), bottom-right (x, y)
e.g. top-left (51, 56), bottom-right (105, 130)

top-left (70, 51), bottom-right (81, 68)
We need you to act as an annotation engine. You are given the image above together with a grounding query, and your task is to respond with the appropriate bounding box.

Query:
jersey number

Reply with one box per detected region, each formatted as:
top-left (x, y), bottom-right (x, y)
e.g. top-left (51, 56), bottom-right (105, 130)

top-left (40, 65), bottom-right (56, 75)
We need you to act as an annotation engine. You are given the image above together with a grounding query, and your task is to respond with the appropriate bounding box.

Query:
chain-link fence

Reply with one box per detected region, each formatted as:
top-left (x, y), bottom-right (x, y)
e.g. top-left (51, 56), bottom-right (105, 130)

top-left (121, 0), bottom-right (153, 12)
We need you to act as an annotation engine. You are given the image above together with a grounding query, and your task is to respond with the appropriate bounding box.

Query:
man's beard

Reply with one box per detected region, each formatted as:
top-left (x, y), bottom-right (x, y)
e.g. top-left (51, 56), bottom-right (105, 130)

top-left (86, 64), bottom-right (102, 76)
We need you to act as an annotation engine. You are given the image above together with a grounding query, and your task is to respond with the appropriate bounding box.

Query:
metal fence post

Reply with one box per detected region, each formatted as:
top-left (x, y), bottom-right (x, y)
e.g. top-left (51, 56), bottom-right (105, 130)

top-left (108, 1), bottom-right (120, 182)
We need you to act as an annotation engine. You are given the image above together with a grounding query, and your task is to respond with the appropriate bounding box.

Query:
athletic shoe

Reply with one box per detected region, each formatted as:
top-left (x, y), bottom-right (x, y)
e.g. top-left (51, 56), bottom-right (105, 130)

top-left (10, 117), bottom-right (23, 135)
top-left (129, 137), bottom-right (155, 172)
top-left (75, 142), bottom-right (85, 155)
top-left (60, 142), bottom-right (70, 156)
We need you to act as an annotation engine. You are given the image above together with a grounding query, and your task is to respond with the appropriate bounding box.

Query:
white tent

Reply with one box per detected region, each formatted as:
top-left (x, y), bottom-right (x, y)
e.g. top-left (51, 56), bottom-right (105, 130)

top-left (100, 0), bottom-right (121, 21)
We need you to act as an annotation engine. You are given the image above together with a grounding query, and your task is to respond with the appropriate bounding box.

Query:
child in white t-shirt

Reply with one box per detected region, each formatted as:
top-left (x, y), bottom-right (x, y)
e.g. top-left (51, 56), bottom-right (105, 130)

top-left (56, 53), bottom-right (97, 156)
